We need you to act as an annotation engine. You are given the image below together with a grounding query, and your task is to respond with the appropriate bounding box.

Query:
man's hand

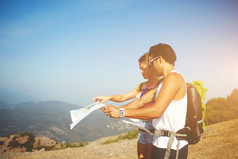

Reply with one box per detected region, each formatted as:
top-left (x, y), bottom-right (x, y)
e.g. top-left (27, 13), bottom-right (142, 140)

top-left (104, 104), bottom-right (119, 118)
top-left (92, 96), bottom-right (111, 104)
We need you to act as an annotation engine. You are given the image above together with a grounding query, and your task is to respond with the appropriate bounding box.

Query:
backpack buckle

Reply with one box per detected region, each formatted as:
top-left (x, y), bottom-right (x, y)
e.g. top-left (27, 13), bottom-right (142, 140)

top-left (154, 130), bottom-right (171, 137)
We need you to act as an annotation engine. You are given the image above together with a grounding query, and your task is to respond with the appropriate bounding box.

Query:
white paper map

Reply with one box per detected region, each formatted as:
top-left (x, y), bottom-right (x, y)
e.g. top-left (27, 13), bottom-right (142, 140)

top-left (70, 103), bottom-right (106, 129)
top-left (122, 118), bottom-right (154, 135)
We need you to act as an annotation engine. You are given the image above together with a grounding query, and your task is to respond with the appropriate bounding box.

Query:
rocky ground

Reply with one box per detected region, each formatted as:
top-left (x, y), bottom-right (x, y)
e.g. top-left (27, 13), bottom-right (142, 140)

top-left (1, 119), bottom-right (238, 159)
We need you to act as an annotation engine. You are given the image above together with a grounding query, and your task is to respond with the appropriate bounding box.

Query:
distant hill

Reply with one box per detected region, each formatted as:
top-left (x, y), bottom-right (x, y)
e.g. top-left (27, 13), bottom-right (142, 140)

top-left (0, 88), bottom-right (40, 104)
top-left (0, 100), bottom-right (11, 108)
top-left (0, 100), bottom-right (135, 143)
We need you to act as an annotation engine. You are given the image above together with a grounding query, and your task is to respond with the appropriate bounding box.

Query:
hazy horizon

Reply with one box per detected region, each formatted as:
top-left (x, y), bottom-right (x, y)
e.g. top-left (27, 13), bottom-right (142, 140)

top-left (0, 0), bottom-right (238, 106)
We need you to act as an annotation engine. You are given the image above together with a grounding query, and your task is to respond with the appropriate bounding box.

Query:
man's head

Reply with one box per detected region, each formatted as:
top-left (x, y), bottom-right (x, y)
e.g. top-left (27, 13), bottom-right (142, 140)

top-left (148, 43), bottom-right (176, 76)
top-left (148, 43), bottom-right (177, 66)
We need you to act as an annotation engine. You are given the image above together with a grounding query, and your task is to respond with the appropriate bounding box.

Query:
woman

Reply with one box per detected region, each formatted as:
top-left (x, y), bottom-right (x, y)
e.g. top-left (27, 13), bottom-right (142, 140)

top-left (92, 53), bottom-right (159, 159)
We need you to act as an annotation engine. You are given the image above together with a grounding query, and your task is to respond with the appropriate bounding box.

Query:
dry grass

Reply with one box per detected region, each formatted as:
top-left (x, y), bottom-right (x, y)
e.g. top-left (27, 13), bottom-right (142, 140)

top-left (188, 119), bottom-right (238, 159)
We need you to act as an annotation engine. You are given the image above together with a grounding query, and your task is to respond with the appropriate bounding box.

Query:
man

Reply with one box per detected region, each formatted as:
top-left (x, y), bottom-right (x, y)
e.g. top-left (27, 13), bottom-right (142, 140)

top-left (104, 43), bottom-right (188, 159)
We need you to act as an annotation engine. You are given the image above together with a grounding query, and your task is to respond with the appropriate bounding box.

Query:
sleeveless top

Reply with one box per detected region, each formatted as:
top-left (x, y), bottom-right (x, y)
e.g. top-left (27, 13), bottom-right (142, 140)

top-left (135, 81), bottom-right (156, 130)
top-left (152, 70), bottom-right (188, 149)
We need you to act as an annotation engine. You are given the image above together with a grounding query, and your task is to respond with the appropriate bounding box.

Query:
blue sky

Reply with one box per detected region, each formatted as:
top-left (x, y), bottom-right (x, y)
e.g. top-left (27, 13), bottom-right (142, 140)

top-left (0, 0), bottom-right (238, 106)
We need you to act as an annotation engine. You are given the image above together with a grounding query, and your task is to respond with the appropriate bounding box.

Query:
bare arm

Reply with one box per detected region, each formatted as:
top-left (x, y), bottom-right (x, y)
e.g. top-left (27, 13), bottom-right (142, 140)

top-left (125, 75), bottom-right (178, 120)
top-left (105, 73), bottom-right (185, 120)
top-left (92, 88), bottom-right (138, 103)
top-left (119, 88), bottom-right (157, 109)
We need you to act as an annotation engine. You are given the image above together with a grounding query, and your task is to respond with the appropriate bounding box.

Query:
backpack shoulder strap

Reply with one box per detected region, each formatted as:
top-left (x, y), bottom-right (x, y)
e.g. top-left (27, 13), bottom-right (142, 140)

top-left (138, 82), bottom-right (145, 92)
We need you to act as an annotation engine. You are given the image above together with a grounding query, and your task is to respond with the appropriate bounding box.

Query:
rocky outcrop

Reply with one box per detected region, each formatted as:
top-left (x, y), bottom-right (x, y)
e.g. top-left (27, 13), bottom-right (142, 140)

top-left (0, 134), bottom-right (30, 155)
top-left (0, 133), bottom-right (58, 155)
top-left (33, 136), bottom-right (58, 151)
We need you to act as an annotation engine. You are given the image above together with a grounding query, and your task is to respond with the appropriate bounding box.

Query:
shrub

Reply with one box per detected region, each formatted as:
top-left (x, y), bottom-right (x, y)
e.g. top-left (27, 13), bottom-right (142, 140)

top-left (205, 88), bottom-right (238, 125)
top-left (21, 132), bottom-right (35, 152)
top-left (8, 139), bottom-right (21, 149)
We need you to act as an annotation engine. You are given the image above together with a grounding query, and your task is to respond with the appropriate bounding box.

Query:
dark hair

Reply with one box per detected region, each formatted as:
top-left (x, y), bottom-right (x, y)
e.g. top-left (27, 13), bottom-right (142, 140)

top-left (149, 43), bottom-right (177, 66)
top-left (138, 52), bottom-right (149, 65)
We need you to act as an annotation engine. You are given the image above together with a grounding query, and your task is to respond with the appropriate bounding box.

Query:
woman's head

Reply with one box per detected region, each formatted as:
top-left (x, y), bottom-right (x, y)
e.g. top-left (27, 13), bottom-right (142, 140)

top-left (138, 53), bottom-right (156, 79)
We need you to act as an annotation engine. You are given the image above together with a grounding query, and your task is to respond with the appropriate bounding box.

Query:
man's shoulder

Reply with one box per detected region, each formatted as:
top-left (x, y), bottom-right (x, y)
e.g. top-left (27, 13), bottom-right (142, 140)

top-left (164, 72), bottom-right (185, 88)
top-left (165, 72), bottom-right (182, 81)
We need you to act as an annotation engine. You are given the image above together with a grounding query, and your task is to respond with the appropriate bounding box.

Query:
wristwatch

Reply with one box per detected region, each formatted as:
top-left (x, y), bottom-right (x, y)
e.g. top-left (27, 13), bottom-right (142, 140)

top-left (119, 108), bottom-right (125, 118)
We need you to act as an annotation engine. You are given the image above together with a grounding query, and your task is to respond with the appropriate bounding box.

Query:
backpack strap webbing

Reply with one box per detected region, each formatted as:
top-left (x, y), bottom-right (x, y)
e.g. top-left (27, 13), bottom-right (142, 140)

top-left (164, 132), bottom-right (176, 159)
top-left (154, 130), bottom-right (184, 159)
top-left (138, 82), bottom-right (145, 92)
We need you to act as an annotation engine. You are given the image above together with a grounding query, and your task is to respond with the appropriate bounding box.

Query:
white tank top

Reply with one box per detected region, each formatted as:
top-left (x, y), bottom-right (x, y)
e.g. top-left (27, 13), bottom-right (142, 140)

top-left (152, 70), bottom-right (188, 150)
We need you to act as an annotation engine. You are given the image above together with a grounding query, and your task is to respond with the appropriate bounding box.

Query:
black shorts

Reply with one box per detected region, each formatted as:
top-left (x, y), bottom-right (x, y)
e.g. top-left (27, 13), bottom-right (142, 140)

top-left (151, 144), bottom-right (188, 159)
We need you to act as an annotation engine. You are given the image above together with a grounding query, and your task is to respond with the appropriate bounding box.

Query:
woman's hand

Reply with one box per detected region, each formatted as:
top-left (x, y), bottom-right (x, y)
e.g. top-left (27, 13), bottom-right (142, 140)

top-left (92, 96), bottom-right (111, 104)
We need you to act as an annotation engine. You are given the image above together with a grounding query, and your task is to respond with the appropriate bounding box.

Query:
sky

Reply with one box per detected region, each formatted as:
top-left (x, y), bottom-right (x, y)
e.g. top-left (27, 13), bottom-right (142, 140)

top-left (0, 0), bottom-right (238, 106)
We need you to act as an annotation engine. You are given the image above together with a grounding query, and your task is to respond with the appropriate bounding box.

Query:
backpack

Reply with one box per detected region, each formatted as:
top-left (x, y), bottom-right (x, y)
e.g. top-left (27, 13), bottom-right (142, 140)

top-left (154, 80), bottom-right (208, 159)
top-left (176, 81), bottom-right (208, 144)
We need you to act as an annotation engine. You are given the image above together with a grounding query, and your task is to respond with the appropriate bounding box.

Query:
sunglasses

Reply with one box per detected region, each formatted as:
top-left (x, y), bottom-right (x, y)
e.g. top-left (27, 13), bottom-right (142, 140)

top-left (149, 57), bottom-right (158, 66)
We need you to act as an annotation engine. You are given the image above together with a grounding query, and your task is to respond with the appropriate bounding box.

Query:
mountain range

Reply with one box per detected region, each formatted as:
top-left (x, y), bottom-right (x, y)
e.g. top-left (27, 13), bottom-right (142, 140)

top-left (0, 89), bottom-right (135, 143)
top-left (0, 88), bottom-right (41, 104)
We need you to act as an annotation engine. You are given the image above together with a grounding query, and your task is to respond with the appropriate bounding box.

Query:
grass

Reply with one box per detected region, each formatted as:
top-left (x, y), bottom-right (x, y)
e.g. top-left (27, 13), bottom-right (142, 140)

top-left (52, 142), bottom-right (89, 151)
top-left (103, 129), bottom-right (138, 145)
